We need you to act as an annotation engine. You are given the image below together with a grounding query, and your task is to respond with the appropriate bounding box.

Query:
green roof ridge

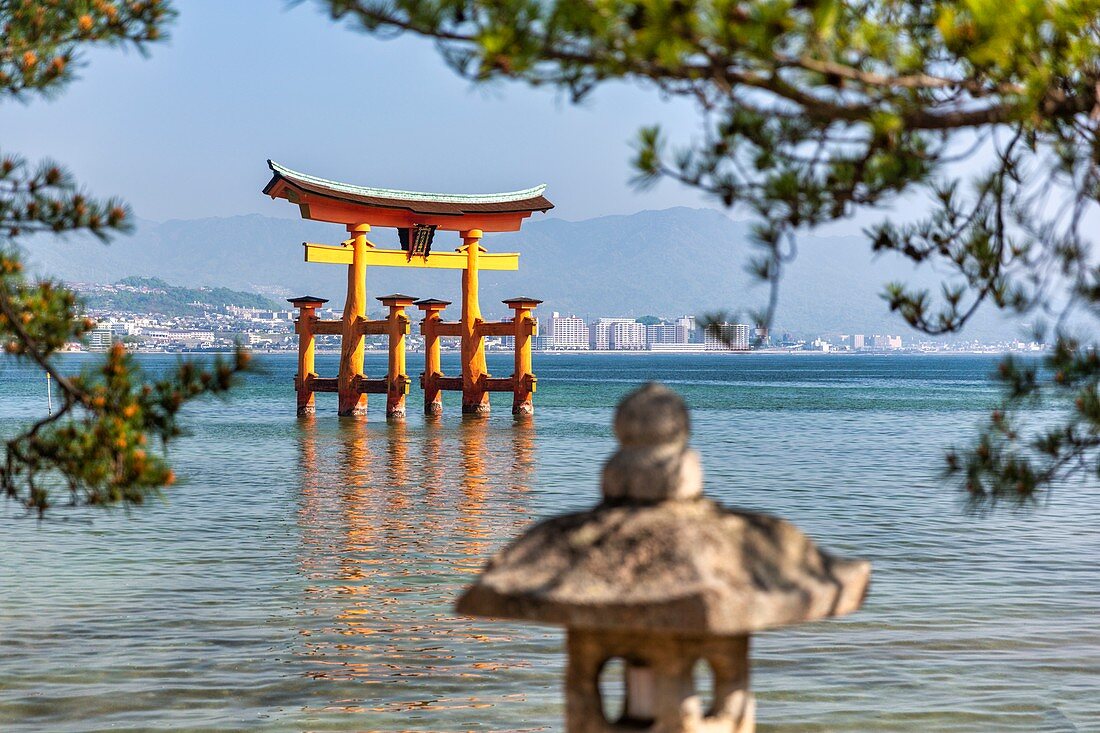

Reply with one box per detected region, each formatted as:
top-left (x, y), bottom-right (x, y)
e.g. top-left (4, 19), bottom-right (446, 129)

top-left (269, 160), bottom-right (547, 205)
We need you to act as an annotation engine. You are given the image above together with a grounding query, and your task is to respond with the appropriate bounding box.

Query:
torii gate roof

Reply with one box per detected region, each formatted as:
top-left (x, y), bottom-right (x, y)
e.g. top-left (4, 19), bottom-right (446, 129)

top-left (263, 160), bottom-right (553, 232)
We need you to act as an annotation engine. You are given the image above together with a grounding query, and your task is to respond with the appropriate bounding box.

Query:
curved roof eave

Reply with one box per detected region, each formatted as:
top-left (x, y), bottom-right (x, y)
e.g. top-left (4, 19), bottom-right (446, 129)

top-left (267, 160), bottom-right (550, 207)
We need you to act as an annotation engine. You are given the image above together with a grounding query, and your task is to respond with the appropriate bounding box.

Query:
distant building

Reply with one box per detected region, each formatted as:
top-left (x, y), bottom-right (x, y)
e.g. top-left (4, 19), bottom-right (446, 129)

top-left (870, 334), bottom-right (903, 350)
top-left (705, 323), bottom-right (751, 351)
top-left (650, 342), bottom-right (706, 352)
top-left (851, 334), bottom-right (865, 350)
top-left (97, 320), bottom-right (139, 337)
top-left (85, 327), bottom-right (115, 352)
top-left (610, 321), bottom-right (647, 350)
top-left (227, 305), bottom-right (293, 321)
top-left (590, 318), bottom-right (640, 350)
top-left (180, 330), bottom-right (216, 346)
top-left (676, 315), bottom-right (698, 343)
top-left (646, 322), bottom-right (680, 346)
top-left (546, 312), bottom-right (589, 350)
top-left (646, 316), bottom-right (699, 347)
top-left (145, 329), bottom-right (216, 347)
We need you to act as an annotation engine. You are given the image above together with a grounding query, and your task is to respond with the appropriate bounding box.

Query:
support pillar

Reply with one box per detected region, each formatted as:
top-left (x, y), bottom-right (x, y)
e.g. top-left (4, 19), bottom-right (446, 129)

top-left (289, 296), bottom-right (328, 416)
top-left (415, 298), bottom-right (450, 415)
top-left (460, 228), bottom-right (490, 415)
top-left (377, 294), bottom-right (416, 419)
top-left (338, 223), bottom-right (371, 416)
top-left (504, 297), bottom-right (541, 416)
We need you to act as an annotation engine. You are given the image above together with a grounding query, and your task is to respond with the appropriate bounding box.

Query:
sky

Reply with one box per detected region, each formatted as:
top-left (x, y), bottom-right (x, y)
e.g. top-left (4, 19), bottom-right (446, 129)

top-left (1, 0), bottom-right (1088, 341)
top-left (0, 0), bottom-right (722, 224)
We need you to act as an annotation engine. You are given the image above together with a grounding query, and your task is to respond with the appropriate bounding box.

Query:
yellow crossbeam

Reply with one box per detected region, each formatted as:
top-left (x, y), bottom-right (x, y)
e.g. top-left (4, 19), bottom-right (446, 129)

top-left (312, 318), bottom-right (388, 336)
top-left (303, 242), bottom-right (519, 270)
top-left (435, 322), bottom-right (463, 337)
top-left (312, 320), bottom-right (343, 336)
top-left (477, 321), bottom-right (516, 337)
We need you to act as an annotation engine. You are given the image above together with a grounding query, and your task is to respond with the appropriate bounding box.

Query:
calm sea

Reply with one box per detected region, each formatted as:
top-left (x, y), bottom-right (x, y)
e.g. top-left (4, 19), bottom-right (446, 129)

top-left (1, 352), bottom-right (1097, 732)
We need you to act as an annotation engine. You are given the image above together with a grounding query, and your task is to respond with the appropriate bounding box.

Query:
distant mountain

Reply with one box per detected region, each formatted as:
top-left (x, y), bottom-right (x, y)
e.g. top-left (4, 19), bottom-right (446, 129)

top-left (17, 208), bottom-right (1028, 338)
top-left (80, 276), bottom-right (279, 317)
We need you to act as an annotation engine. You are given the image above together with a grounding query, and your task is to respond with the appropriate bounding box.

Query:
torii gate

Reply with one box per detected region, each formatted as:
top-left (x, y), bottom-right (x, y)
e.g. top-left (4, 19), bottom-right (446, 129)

top-left (263, 161), bottom-right (552, 419)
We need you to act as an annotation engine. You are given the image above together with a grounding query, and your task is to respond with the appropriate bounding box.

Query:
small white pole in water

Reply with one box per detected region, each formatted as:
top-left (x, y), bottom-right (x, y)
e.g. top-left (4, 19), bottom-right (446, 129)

top-left (46, 372), bottom-right (53, 416)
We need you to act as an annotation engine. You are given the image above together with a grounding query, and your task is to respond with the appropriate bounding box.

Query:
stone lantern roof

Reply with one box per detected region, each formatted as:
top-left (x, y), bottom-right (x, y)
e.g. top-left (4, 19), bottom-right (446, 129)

top-left (456, 382), bottom-right (871, 635)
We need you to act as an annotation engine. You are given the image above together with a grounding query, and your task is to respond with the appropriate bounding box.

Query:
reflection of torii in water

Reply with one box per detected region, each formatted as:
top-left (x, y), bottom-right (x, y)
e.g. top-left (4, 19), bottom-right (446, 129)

top-left (264, 160), bottom-right (552, 419)
top-left (293, 418), bottom-right (538, 689)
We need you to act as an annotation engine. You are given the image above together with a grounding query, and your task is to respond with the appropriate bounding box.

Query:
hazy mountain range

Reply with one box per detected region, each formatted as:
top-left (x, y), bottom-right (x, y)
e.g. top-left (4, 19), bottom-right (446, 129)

top-left (18, 207), bottom-right (1028, 338)
top-left (81, 276), bottom-right (279, 316)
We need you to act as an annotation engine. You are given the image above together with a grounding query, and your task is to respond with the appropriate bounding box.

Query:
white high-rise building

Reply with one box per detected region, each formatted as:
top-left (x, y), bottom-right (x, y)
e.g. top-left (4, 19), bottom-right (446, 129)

top-left (870, 334), bottom-right (903, 350)
top-left (590, 318), bottom-right (640, 350)
top-left (610, 321), bottom-right (647, 350)
top-left (646, 322), bottom-right (680, 346)
top-left (705, 323), bottom-right (751, 351)
top-left (645, 316), bottom-right (699, 348)
top-left (85, 327), bottom-right (115, 352)
top-left (547, 312), bottom-right (590, 350)
top-left (676, 315), bottom-right (698, 343)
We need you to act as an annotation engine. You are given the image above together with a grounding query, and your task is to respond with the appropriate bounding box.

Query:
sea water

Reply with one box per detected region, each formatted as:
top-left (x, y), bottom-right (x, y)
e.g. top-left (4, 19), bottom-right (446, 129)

top-left (1, 352), bottom-right (1097, 732)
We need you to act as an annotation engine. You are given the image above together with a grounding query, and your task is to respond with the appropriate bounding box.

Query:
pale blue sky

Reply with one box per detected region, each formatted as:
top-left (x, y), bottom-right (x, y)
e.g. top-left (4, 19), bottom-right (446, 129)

top-left (0, 0), bottom-right (720, 223)
top-left (3, 1), bottom-right (1074, 339)
top-left (5, 2), bottom-right (1076, 244)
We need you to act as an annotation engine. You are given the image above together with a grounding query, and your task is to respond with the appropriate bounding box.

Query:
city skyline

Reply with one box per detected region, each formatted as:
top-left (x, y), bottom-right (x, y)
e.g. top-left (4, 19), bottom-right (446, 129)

top-left (79, 290), bottom-right (1046, 357)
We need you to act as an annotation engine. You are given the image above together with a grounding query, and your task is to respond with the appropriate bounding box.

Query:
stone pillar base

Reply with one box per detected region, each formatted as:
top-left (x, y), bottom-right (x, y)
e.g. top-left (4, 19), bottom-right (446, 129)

top-left (566, 628), bottom-right (753, 733)
top-left (462, 402), bottom-right (491, 416)
top-left (425, 401), bottom-right (443, 416)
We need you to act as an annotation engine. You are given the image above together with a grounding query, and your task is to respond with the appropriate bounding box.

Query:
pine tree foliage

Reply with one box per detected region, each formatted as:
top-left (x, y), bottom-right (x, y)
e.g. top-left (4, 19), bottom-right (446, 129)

top-left (318, 0), bottom-right (1100, 507)
top-left (1, 1), bottom-right (250, 516)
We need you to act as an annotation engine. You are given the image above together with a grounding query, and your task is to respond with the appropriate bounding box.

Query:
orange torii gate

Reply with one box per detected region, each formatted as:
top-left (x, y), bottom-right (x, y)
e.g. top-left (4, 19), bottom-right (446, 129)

top-left (263, 161), bottom-right (552, 419)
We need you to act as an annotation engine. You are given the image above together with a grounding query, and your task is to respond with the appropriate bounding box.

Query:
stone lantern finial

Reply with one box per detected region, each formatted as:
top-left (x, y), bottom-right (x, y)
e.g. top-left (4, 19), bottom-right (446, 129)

top-left (457, 382), bottom-right (872, 733)
top-left (603, 382), bottom-right (702, 503)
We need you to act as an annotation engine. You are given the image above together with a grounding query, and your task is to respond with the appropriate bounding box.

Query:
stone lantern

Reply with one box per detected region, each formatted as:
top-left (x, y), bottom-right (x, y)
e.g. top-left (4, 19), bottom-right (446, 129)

top-left (456, 383), bottom-right (871, 733)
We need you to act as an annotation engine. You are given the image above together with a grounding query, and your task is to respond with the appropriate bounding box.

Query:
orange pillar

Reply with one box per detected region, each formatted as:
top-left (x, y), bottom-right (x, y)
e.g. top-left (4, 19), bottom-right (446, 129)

top-left (504, 297), bottom-right (541, 416)
top-left (378, 294), bottom-right (416, 419)
top-left (415, 298), bottom-right (450, 415)
top-left (338, 223), bottom-right (370, 416)
top-left (289, 296), bottom-right (328, 416)
top-left (460, 229), bottom-right (490, 416)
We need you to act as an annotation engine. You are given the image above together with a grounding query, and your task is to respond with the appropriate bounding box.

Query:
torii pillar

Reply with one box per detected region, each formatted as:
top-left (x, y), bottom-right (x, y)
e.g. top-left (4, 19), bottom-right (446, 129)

top-left (377, 293), bottom-right (416, 419)
top-left (289, 296), bottom-right (328, 416)
top-left (504, 297), bottom-right (541, 416)
top-left (338, 223), bottom-right (371, 416)
top-left (416, 298), bottom-right (451, 416)
top-left (460, 229), bottom-right (490, 416)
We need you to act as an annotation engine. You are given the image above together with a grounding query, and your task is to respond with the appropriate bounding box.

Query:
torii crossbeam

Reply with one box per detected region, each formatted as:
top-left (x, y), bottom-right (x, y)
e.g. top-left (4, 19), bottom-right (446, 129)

top-left (264, 160), bottom-right (552, 419)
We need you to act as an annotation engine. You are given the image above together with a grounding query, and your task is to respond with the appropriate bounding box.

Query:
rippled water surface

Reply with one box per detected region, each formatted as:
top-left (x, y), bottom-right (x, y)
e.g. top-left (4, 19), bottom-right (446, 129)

top-left (1, 352), bottom-right (1097, 732)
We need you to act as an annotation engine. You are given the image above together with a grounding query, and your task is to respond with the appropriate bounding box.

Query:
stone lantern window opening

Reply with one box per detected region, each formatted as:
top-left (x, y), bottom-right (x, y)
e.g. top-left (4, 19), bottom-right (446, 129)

top-left (693, 657), bottom-right (717, 717)
top-left (598, 654), bottom-right (720, 727)
top-left (597, 657), bottom-right (627, 723)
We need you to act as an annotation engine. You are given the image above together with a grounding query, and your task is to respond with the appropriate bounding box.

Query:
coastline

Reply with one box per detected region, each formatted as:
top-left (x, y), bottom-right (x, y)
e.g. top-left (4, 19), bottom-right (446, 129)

top-left (60, 347), bottom-right (1046, 357)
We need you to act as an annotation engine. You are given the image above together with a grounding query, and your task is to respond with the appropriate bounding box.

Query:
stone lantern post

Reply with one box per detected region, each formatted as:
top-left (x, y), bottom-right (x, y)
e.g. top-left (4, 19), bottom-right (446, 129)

top-left (456, 383), bottom-right (871, 733)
